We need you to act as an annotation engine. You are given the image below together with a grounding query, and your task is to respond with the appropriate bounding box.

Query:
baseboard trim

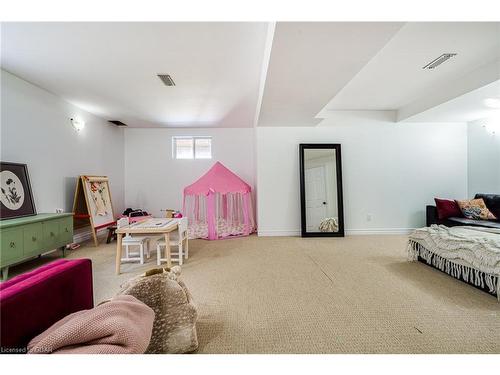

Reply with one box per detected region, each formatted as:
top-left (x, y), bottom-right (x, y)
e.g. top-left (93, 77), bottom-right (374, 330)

top-left (258, 228), bottom-right (415, 237)
top-left (346, 228), bottom-right (415, 235)
top-left (73, 228), bottom-right (107, 244)
top-left (258, 230), bottom-right (301, 237)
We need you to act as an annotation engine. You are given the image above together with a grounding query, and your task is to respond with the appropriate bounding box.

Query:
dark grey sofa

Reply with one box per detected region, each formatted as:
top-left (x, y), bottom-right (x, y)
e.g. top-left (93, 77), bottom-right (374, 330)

top-left (426, 193), bottom-right (500, 229)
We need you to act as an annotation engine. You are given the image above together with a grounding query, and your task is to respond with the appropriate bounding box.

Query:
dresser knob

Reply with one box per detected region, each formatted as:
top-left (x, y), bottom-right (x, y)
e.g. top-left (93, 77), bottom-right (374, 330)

top-left (32, 236), bottom-right (37, 242)
top-left (10, 242), bottom-right (15, 248)
top-left (65, 228), bottom-right (69, 232)
top-left (50, 232), bottom-right (55, 237)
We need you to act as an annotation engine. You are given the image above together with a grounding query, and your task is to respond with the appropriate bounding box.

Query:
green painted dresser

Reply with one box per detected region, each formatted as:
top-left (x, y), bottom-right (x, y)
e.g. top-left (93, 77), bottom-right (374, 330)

top-left (0, 213), bottom-right (73, 280)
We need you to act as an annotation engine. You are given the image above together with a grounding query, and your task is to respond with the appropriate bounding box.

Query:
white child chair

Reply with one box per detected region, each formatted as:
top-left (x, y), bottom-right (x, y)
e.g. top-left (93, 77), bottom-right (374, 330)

top-left (117, 217), bottom-right (151, 264)
top-left (156, 217), bottom-right (189, 266)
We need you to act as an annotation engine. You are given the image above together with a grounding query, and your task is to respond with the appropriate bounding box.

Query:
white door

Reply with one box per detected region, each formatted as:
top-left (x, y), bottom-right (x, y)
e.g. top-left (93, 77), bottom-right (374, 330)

top-left (305, 166), bottom-right (327, 231)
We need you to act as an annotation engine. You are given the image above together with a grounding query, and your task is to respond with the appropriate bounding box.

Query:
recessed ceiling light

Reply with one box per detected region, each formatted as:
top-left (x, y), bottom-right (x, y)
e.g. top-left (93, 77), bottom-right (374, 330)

top-left (422, 53), bottom-right (457, 70)
top-left (484, 98), bottom-right (500, 109)
top-left (157, 74), bottom-right (175, 86)
top-left (108, 120), bottom-right (128, 127)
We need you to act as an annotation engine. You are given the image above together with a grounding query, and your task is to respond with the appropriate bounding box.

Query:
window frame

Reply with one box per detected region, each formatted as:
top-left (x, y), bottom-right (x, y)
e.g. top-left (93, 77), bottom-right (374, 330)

top-left (172, 136), bottom-right (213, 160)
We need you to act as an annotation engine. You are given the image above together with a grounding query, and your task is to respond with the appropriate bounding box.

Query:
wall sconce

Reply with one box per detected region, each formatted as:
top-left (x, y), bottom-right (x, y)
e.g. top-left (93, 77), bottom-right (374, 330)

top-left (481, 115), bottom-right (500, 136)
top-left (70, 118), bottom-right (85, 133)
top-left (482, 123), bottom-right (499, 136)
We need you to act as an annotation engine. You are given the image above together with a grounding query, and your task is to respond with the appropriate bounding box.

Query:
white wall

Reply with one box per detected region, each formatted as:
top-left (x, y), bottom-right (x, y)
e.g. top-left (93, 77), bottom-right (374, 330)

top-left (467, 118), bottom-right (500, 195)
top-left (1, 69), bottom-right (474, 238)
top-left (0, 70), bottom-right (125, 217)
top-left (124, 128), bottom-right (255, 217)
top-left (257, 119), bottom-right (468, 235)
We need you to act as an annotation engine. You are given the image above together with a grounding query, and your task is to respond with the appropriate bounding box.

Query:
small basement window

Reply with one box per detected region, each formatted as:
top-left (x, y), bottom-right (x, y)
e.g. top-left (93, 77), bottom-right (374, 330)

top-left (173, 136), bottom-right (212, 159)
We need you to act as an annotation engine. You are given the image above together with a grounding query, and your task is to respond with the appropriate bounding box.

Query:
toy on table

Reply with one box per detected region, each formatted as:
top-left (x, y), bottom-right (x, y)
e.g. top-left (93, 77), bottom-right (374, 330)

top-left (122, 208), bottom-right (151, 221)
top-left (106, 208), bottom-right (152, 244)
top-left (161, 209), bottom-right (183, 219)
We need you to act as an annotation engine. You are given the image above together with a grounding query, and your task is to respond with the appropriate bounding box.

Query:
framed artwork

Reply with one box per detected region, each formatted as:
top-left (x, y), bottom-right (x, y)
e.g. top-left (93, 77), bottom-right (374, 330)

top-left (0, 162), bottom-right (37, 220)
top-left (72, 175), bottom-right (115, 246)
top-left (82, 176), bottom-right (115, 229)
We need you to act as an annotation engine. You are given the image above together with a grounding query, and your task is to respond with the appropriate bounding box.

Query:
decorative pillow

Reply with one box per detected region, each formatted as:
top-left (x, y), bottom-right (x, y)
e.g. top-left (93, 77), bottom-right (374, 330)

top-left (434, 198), bottom-right (463, 220)
top-left (456, 198), bottom-right (497, 220)
top-left (118, 266), bottom-right (198, 354)
top-left (474, 194), bottom-right (500, 220)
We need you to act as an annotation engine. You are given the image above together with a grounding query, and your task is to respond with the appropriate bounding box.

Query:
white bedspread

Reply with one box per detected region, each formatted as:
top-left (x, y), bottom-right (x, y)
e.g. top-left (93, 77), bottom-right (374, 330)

top-left (408, 225), bottom-right (500, 276)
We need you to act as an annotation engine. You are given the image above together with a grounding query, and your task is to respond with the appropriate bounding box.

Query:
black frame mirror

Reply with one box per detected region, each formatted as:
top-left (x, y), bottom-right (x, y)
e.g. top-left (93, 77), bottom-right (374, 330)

top-left (299, 144), bottom-right (344, 237)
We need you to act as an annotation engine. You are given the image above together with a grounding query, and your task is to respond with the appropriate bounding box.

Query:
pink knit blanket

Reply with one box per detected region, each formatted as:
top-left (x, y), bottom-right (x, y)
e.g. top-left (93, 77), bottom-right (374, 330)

top-left (28, 295), bottom-right (154, 354)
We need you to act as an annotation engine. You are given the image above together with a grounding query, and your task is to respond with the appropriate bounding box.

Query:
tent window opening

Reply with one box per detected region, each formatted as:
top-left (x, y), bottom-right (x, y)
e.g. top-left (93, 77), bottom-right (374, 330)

top-left (173, 136), bottom-right (212, 160)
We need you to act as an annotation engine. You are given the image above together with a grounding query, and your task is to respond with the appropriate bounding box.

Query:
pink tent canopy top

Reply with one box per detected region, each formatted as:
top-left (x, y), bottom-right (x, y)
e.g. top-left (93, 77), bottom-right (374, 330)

top-left (183, 162), bottom-right (251, 196)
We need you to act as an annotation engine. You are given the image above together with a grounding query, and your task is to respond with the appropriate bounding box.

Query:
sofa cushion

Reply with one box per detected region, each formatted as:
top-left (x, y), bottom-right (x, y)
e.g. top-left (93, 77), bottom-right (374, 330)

top-left (434, 198), bottom-right (463, 220)
top-left (0, 259), bottom-right (70, 292)
top-left (475, 193), bottom-right (500, 220)
top-left (0, 259), bottom-right (93, 350)
top-left (456, 198), bottom-right (497, 220)
top-left (448, 217), bottom-right (500, 229)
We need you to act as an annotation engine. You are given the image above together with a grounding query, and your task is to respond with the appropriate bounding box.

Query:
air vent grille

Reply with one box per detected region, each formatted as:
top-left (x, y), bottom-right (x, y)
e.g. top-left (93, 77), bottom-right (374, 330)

top-left (422, 53), bottom-right (457, 70)
top-left (157, 74), bottom-right (175, 86)
top-left (108, 120), bottom-right (128, 127)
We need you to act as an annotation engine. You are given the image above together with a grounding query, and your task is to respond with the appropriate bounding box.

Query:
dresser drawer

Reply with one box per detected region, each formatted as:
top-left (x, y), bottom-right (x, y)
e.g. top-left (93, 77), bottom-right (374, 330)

top-left (43, 220), bottom-right (60, 249)
top-left (58, 217), bottom-right (73, 244)
top-left (23, 223), bottom-right (43, 257)
top-left (1, 228), bottom-right (23, 265)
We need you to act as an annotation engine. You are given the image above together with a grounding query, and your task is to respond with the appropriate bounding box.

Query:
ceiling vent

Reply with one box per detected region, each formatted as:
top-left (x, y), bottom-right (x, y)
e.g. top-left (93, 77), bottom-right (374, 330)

top-left (157, 74), bottom-right (175, 86)
top-left (422, 53), bottom-right (457, 70)
top-left (108, 120), bottom-right (128, 127)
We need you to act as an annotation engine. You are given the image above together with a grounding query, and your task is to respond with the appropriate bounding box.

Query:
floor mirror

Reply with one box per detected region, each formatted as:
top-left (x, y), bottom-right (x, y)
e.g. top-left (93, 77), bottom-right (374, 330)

top-left (299, 144), bottom-right (344, 237)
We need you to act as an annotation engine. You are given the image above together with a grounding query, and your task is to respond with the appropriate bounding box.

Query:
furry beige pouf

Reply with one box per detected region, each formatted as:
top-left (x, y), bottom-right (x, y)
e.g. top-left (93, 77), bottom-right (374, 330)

top-left (118, 266), bottom-right (198, 354)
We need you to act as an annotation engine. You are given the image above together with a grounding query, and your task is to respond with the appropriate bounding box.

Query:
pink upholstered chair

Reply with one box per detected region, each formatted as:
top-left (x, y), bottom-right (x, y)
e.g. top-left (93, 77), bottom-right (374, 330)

top-left (0, 258), bottom-right (93, 351)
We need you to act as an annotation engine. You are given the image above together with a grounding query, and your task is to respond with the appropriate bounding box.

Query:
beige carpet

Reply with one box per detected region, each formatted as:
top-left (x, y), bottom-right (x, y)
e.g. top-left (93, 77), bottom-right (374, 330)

top-left (9, 234), bottom-right (500, 353)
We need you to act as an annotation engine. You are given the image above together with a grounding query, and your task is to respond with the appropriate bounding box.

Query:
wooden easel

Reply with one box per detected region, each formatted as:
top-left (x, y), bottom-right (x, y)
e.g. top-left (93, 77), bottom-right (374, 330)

top-left (72, 175), bottom-right (115, 247)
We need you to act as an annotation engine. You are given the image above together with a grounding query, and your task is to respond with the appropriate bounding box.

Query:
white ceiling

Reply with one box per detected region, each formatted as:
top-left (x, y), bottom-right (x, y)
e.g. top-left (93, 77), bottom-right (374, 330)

top-left (2, 22), bottom-right (499, 128)
top-left (321, 22), bottom-right (500, 112)
top-left (400, 80), bottom-right (500, 123)
top-left (257, 22), bottom-right (404, 127)
top-left (1, 22), bottom-right (268, 128)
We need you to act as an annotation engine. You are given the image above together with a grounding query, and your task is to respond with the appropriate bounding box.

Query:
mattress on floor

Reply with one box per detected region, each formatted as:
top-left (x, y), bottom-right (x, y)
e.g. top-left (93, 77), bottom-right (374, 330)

top-left (408, 225), bottom-right (500, 298)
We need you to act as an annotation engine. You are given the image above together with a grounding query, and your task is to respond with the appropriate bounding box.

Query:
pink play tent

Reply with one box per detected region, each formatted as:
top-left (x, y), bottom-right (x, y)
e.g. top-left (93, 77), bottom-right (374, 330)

top-left (183, 162), bottom-right (256, 240)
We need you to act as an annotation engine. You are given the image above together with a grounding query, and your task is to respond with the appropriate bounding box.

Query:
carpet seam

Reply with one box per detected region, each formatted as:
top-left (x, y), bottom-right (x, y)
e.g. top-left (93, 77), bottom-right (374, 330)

top-left (305, 253), bottom-right (336, 286)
